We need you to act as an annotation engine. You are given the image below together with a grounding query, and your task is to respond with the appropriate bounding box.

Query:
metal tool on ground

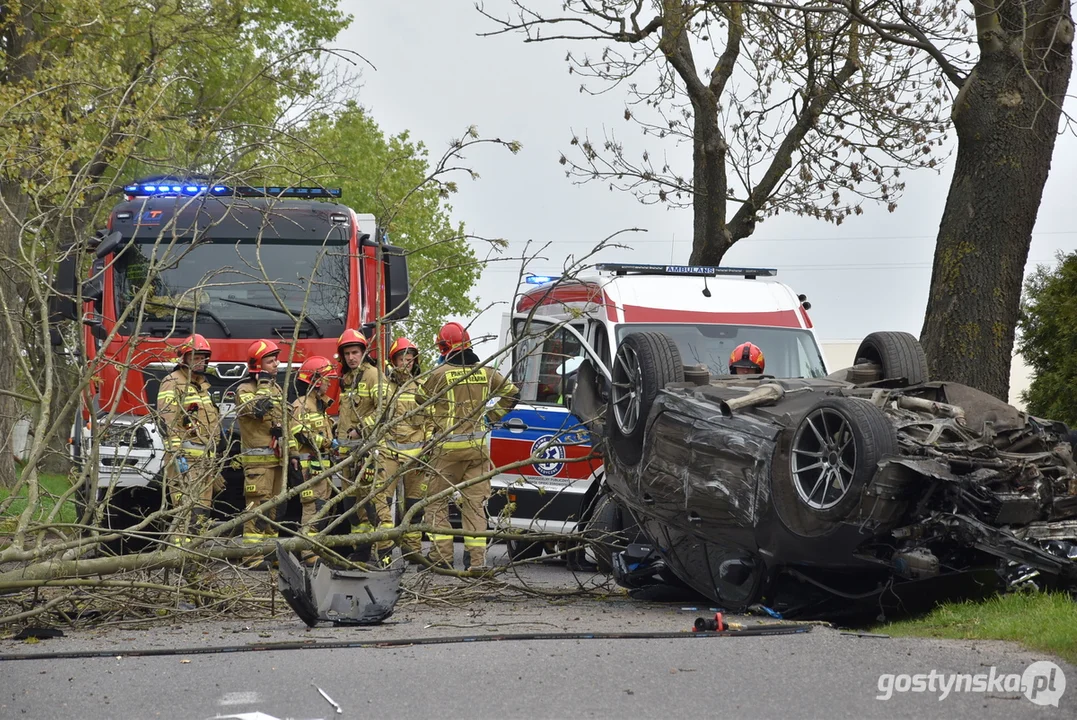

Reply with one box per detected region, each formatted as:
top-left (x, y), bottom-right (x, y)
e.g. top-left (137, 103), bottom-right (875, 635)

top-left (694, 613), bottom-right (732, 632)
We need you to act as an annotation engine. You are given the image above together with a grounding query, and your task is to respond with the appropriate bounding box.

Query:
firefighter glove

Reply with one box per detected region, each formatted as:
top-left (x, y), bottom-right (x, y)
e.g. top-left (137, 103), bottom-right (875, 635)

top-left (252, 397), bottom-right (274, 419)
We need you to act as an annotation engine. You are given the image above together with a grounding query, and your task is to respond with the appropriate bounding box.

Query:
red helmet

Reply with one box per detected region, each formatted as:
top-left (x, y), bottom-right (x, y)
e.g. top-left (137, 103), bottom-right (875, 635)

top-left (389, 337), bottom-right (419, 361)
top-left (337, 328), bottom-right (368, 358)
top-left (175, 334), bottom-right (211, 359)
top-left (729, 342), bottom-right (765, 373)
top-left (247, 339), bottom-right (280, 371)
top-left (297, 356), bottom-right (339, 385)
top-left (436, 321), bottom-right (471, 355)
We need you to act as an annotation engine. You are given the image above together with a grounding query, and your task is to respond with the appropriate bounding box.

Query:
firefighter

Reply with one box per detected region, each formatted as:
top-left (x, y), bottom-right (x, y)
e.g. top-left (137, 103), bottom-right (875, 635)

top-left (156, 333), bottom-right (222, 544)
top-left (234, 339), bottom-right (285, 570)
top-left (419, 321), bottom-right (519, 571)
top-left (288, 355), bottom-right (338, 563)
top-left (384, 337), bottom-right (428, 563)
top-left (335, 329), bottom-right (394, 564)
top-left (729, 342), bottom-right (765, 375)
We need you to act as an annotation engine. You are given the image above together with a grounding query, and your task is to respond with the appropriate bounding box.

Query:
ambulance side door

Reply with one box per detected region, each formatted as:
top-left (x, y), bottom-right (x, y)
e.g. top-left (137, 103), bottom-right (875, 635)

top-left (489, 319), bottom-right (598, 507)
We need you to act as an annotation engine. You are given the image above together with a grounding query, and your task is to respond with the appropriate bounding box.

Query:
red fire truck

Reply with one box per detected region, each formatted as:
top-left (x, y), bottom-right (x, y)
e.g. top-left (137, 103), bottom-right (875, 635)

top-left (52, 178), bottom-right (410, 537)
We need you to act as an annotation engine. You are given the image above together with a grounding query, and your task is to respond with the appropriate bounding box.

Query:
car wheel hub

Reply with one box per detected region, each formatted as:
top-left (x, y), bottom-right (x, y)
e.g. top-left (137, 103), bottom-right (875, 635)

top-left (791, 407), bottom-right (857, 510)
top-left (611, 344), bottom-right (643, 436)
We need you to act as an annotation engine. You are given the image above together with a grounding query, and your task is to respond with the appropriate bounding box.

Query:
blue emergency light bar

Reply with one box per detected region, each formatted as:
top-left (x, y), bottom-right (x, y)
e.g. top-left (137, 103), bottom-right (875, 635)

top-left (123, 178), bottom-right (343, 200)
top-left (596, 263), bottom-right (777, 279)
top-left (524, 274), bottom-right (561, 284)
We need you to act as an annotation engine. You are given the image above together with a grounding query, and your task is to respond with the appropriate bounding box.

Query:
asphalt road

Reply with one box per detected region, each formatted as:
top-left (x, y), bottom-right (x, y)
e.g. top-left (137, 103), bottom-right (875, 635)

top-left (1, 547), bottom-right (1073, 719)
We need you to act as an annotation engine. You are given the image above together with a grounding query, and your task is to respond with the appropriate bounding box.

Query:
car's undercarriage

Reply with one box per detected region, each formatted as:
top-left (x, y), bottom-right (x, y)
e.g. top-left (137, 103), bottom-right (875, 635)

top-left (581, 331), bottom-right (1077, 620)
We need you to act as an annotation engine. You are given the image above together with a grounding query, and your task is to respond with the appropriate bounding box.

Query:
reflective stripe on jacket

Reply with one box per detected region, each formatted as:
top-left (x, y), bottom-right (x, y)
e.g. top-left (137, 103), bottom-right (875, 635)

top-left (289, 393), bottom-right (334, 464)
top-left (236, 376), bottom-right (284, 466)
top-left (387, 370), bottom-right (427, 454)
top-left (337, 363), bottom-right (388, 447)
top-left (157, 367), bottom-right (221, 453)
top-left (419, 362), bottom-right (519, 451)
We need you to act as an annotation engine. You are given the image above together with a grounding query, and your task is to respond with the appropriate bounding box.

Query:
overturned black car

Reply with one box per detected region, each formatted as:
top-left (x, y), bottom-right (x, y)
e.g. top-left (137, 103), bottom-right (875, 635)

top-left (577, 331), bottom-right (1077, 619)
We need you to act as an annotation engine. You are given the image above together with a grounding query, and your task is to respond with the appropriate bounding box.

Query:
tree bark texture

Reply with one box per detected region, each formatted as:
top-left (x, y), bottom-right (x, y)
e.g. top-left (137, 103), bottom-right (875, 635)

top-left (921, 2), bottom-right (1074, 400)
top-left (687, 91), bottom-right (731, 265)
top-left (656, 1), bottom-right (734, 265)
top-left (0, 182), bottom-right (28, 488)
top-left (0, 4), bottom-right (37, 488)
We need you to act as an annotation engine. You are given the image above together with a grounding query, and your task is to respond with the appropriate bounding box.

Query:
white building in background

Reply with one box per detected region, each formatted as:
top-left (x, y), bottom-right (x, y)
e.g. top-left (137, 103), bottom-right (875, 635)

top-left (821, 340), bottom-right (1033, 411)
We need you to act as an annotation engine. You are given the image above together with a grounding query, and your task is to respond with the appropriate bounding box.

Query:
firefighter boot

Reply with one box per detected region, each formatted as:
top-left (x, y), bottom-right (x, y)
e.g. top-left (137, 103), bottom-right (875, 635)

top-left (463, 543), bottom-right (490, 575)
top-left (347, 498), bottom-right (381, 564)
top-left (374, 547), bottom-right (396, 569)
top-left (191, 507), bottom-right (214, 537)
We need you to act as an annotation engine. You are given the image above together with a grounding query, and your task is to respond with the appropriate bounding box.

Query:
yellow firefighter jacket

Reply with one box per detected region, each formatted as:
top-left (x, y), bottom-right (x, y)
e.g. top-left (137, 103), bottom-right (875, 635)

top-left (157, 367), bottom-right (221, 456)
top-left (235, 375), bottom-right (284, 467)
top-left (419, 360), bottom-right (519, 454)
top-left (289, 392), bottom-right (335, 471)
top-left (337, 362), bottom-right (388, 449)
top-left (385, 368), bottom-right (428, 458)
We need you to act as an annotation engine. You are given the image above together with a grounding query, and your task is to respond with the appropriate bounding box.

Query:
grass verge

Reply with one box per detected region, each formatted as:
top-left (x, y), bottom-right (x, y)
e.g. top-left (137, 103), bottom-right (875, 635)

top-left (878, 591), bottom-right (1077, 665)
top-left (0, 472), bottom-right (77, 532)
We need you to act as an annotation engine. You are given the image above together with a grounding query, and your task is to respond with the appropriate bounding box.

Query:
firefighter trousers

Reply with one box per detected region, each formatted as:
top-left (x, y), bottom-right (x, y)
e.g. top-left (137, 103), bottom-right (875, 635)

top-left (342, 454), bottom-right (395, 555)
top-left (296, 461), bottom-right (332, 536)
top-left (382, 452), bottom-right (427, 556)
top-left (242, 464), bottom-right (284, 543)
top-left (424, 447), bottom-right (491, 568)
top-left (164, 452), bottom-right (218, 542)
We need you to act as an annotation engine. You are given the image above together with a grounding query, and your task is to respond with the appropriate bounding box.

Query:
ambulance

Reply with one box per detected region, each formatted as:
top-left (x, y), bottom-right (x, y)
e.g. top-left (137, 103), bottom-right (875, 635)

top-left (486, 263), bottom-right (828, 562)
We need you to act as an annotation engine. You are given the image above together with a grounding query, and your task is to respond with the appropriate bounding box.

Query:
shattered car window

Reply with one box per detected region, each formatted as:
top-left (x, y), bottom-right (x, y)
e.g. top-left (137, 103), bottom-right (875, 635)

top-left (614, 323), bottom-right (827, 378)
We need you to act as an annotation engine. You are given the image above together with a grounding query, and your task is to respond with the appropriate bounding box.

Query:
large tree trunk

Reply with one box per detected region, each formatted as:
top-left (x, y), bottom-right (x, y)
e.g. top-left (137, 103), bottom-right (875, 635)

top-left (921, 3), bottom-right (1074, 400)
top-left (0, 183), bottom-right (28, 488)
top-left (655, 0), bottom-right (734, 266)
top-left (687, 92), bottom-right (732, 265)
top-left (0, 0), bottom-right (38, 489)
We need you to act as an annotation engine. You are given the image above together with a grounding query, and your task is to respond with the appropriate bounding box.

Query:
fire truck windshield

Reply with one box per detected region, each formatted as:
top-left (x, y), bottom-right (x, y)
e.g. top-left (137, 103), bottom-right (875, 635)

top-left (114, 236), bottom-right (349, 338)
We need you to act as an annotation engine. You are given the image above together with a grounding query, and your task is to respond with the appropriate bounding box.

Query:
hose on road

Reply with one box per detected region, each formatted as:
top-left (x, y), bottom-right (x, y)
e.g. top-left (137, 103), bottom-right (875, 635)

top-left (0, 624), bottom-right (811, 662)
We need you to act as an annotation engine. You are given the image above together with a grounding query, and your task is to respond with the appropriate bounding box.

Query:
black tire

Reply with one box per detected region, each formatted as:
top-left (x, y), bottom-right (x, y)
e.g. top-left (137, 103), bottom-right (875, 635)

top-left (582, 491), bottom-right (623, 574)
top-left (506, 537), bottom-right (544, 561)
top-left (854, 331), bottom-right (929, 386)
top-left (94, 484), bottom-right (166, 555)
top-left (607, 332), bottom-right (684, 466)
top-left (770, 397), bottom-right (897, 536)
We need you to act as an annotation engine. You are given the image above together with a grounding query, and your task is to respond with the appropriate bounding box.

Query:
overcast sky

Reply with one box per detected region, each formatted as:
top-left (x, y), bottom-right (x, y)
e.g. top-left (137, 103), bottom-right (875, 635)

top-left (336, 2), bottom-right (1077, 354)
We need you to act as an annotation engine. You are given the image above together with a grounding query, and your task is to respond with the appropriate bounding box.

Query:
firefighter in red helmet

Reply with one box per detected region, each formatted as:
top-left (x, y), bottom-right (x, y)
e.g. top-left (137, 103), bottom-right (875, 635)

top-left (156, 334), bottom-right (222, 544)
top-left (287, 355), bottom-right (338, 564)
top-left (335, 328), bottom-right (393, 565)
top-left (729, 342), bottom-right (765, 375)
top-left (419, 321), bottom-right (519, 572)
top-left (234, 339), bottom-right (285, 569)
top-left (384, 337), bottom-right (428, 562)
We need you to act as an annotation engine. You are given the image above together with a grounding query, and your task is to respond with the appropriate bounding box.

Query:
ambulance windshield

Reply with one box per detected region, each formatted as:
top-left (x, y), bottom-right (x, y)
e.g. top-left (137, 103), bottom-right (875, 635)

top-left (615, 323), bottom-right (827, 378)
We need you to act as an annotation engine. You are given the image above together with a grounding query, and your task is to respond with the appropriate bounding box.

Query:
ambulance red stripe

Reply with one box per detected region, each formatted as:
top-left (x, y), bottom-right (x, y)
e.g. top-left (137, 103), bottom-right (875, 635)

top-left (620, 305), bottom-right (802, 327)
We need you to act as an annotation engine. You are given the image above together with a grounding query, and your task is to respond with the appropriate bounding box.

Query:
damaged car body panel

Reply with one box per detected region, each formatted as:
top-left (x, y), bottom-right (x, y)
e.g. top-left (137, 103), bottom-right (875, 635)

top-left (276, 544), bottom-right (404, 627)
top-left (594, 330), bottom-right (1077, 619)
